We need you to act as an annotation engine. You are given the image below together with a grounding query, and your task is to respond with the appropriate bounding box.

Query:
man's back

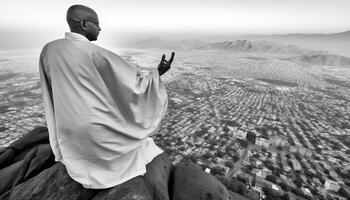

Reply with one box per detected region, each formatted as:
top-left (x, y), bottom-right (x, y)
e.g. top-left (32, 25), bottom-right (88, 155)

top-left (39, 32), bottom-right (168, 189)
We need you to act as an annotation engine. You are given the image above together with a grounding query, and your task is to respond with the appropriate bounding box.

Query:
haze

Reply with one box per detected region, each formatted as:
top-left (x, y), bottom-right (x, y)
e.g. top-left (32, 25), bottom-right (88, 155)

top-left (0, 0), bottom-right (350, 50)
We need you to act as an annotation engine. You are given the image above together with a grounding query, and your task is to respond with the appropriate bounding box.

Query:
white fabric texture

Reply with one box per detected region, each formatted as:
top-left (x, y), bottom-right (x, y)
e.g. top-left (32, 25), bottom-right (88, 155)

top-left (39, 32), bottom-right (167, 189)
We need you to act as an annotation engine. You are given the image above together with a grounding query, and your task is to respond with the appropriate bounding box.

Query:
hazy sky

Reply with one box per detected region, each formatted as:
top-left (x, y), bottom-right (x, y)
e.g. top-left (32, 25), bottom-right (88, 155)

top-left (1, 0), bottom-right (350, 49)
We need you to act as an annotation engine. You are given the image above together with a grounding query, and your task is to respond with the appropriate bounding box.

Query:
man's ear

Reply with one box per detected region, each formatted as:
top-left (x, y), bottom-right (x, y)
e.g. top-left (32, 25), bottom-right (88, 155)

top-left (80, 20), bottom-right (87, 31)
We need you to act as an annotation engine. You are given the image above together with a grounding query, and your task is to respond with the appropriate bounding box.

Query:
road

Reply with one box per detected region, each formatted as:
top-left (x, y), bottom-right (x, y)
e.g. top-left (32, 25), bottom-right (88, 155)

top-left (226, 143), bottom-right (253, 178)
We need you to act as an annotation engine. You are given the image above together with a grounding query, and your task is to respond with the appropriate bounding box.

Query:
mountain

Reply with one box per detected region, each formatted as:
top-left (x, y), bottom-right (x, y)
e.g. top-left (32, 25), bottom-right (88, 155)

top-left (229, 30), bottom-right (350, 57)
top-left (131, 37), bottom-right (331, 55)
top-left (210, 40), bottom-right (350, 67)
top-left (130, 37), bottom-right (350, 67)
top-left (131, 37), bottom-right (325, 54)
top-left (287, 54), bottom-right (350, 67)
top-left (327, 30), bottom-right (350, 40)
top-left (210, 40), bottom-right (326, 55)
top-left (236, 30), bottom-right (350, 40)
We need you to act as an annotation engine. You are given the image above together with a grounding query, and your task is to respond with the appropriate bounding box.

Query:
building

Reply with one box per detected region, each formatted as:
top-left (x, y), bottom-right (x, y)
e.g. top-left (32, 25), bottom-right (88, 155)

top-left (270, 137), bottom-right (288, 147)
top-left (252, 168), bottom-right (267, 179)
top-left (289, 145), bottom-right (298, 153)
top-left (301, 187), bottom-right (313, 198)
top-left (298, 146), bottom-right (312, 157)
top-left (232, 130), bottom-right (247, 140)
top-left (324, 179), bottom-right (340, 192)
top-left (205, 168), bottom-right (211, 174)
top-left (256, 137), bottom-right (269, 147)
top-left (291, 159), bottom-right (302, 171)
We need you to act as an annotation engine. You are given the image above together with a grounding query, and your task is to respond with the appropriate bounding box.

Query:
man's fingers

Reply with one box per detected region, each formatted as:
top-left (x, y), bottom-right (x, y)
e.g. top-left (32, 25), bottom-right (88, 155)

top-left (161, 54), bottom-right (165, 62)
top-left (168, 52), bottom-right (175, 64)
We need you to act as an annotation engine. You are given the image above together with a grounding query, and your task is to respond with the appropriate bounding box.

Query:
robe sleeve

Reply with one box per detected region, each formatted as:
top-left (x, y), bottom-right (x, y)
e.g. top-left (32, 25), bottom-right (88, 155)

top-left (91, 48), bottom-right (168, 138)
top-left (39, 47), bottom-right (63, 161)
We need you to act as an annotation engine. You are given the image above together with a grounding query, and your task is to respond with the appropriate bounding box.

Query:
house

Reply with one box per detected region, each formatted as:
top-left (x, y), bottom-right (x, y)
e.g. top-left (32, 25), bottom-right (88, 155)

top-left (291, 159), bottom-right (302, 171)
top-left (205, 168), bottom-right (211, 174)
top-left (252, 168), bottom-right (267, 179)
top-left (301, 187), bottom-right (313, 198)
top-left (270, 137), bottom-right (288, 147)
top-left (232, 130), bottom-right (247, 140)
top-left (256, 137), bottom-right (269, 147)
top-left (324, 179), bottom-right (340, 192)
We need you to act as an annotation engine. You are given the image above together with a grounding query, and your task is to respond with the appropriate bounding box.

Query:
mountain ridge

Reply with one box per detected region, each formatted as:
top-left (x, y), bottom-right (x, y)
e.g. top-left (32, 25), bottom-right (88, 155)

top-left (130, 38), bottom-right (350, 67)
top-left (131, 29), bottom-right (350, 57)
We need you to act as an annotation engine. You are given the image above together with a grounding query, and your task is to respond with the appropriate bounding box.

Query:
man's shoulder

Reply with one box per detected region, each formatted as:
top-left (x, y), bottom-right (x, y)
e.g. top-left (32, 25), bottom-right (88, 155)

top-left (41, 39), bottom-right (66, 53)
top-left (86, 43), bottom-right (121, 59)
top-left (40, 38), bottom-right (119, 60)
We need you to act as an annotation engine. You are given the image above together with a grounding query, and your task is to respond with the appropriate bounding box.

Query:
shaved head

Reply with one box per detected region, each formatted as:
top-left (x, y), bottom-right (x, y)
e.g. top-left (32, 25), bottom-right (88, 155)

top-left (66, 5), bottom-right (101, 41)
top-left (67, 5), bottom-right (97, 25)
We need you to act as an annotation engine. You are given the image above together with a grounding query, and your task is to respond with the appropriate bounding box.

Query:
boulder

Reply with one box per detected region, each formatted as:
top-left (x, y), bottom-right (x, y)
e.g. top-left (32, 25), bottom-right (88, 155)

top-left (92, 176), bottom-right (152, 200)
top-left (2, 163), bottom-right (97, 200)
top-left (143, 152), bottom-right (172, 200)
top-left (1, 150), bottom-right (172, 200)
top-left (172, 160), bottom-right (232, 200)
top-left (9, 127), bottom-right (48, 152)
top-left (0, 127), bottom-right (48, 169)
top-left (0, 159), bottom-right (25, 195)
top-left (92, 152), bottom-right (172, 200)
top-left (0, 144), bottom-right (55, 196)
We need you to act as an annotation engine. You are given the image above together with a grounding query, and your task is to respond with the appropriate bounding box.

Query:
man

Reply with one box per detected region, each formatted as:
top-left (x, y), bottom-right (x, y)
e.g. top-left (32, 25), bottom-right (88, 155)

top-left (39, 4), bottom-right (174, 189)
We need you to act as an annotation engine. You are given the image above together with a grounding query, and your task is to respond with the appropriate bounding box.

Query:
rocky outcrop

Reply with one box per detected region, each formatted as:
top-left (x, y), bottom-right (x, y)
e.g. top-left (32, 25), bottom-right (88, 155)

top-left (0, 144), bottom-right (54, 196)
top-left (172, 160), bottom-right (232, 200)
top-left (2, 162), bottom-right (97, 200)
top-left (0, 126), bottom-right (49, 169)
top-left (0, 127), bottom-right (244, 200)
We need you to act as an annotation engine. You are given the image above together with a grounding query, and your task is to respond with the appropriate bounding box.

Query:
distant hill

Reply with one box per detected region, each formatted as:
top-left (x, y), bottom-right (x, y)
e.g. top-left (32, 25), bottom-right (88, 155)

top-left (327, 30), bottom-right (350, 40)
top-left (286, 54), bottom-right (350, 67)
top-left (237, 30), bottom-right (350, 40)
top-left (130, 36), bottom-right (350, 67)
top-left (131, 38), bottom-right (325, 54)
top-left (210, 40), bottom-right (326, 55)
top-left (211, 40), bottom-right (350, 67)
top-left (229, 30), bottom-right (350, 57)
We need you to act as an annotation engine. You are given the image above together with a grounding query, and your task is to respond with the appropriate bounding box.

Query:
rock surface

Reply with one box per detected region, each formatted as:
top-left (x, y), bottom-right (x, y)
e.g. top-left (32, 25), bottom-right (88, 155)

top-left (0, 127), bottom-right (245, 200)
top-left (172, 160), bottom-right (232, 200)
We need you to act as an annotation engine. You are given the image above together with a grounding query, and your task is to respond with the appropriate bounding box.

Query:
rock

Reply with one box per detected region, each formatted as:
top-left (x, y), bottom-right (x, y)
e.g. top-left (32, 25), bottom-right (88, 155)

top-left (23, 144), bottom-right (55, 180)
top-left (0, 144), bottom-right (55, 196)
top-left (10, 127), bottom-right (48, 152)
top-left (93, 152), bottom-right (172, 200)
top-left (92, 176), bottom-right (152, 200)
top-left (1, 151), bottom-right (172, 200)
top-left (2, 163), bottom-right (98, 200)
top-left (143, 152), bottom-right (172, 200)
top-left (12, 143), bottom-right (46, 163)
top-left (0, 127), bottom-right (48, 169)
top-left (172, 160), bottom-right (232, 200)
top-left (0, 149), bottom-right (15, 171)
top-left (228, 191), bottom-right (250, 200)
top-left (0, 159), bottom-right (25, 195)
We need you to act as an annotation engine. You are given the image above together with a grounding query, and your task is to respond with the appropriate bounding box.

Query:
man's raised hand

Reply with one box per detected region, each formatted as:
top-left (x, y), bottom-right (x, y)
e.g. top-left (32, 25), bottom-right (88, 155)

top-left (157, 52), bottom-right (175, 76)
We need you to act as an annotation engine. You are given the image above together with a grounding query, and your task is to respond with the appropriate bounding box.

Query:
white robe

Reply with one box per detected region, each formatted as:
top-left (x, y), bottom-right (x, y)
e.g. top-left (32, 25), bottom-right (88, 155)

top-left (39, 32), bottom-right (167, 189)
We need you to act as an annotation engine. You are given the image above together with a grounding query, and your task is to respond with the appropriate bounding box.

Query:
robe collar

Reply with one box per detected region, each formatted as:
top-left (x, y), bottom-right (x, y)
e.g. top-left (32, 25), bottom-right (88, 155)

top-left (65, 32), bottom-right (89, 42)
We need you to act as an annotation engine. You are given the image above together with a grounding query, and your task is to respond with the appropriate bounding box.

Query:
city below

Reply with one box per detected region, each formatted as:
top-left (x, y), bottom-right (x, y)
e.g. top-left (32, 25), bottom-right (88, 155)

top-left (0, 49), bottom-right (349, 200)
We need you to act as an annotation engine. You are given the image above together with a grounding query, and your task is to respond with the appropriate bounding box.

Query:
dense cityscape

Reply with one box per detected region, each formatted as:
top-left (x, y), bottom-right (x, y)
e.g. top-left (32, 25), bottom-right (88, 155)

top-left (0, 49), bottom-right (350, 200)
